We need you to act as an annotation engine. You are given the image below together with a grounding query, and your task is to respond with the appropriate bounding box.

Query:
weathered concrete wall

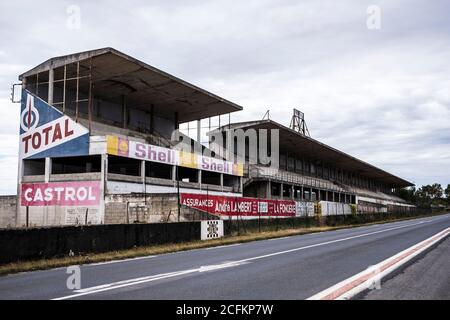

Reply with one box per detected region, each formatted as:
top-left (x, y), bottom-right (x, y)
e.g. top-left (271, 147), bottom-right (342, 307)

top-left (0, 196), bottom-right (16, 229)
top-left (16, 205), bottom-right (101, 228)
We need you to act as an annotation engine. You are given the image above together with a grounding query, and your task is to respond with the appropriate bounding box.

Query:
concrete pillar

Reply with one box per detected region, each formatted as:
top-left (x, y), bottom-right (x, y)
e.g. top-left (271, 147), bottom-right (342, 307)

top-left (267, 181), bottom-right (272, 199)
top-left (122, 95), bottom-right (127, 129)
top-left (301, 185), bottom-right (304, 201)
top-left (310, 188), bottom-right (313, 201)
top-left (100, 154), bottom-right (108, 224)
top-left (48, 68), bottom-right (54, 105)
top-left (197, 119), bottom-right (201, 144)
top-left (198, 170), bottom-right (202, 189)
top-left (291, 185), bottom-right (295, 199)
top-left (220, 173), bottom-right (224, 187)
top-left (172, 166), bottom-right (177, 181)
top-left (44, 157), bottom-right (52, 183)
top-left (280, 183), bottom-right (284, 199)
top-left (141, 160), bottom-right (146, 193)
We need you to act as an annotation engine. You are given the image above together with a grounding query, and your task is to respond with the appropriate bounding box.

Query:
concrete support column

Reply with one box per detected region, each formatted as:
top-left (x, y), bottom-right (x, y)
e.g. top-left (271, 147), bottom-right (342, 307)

top-left (48, 68), bottom-right (54, 105)
top-left (310, 188), bottom-right (313, 201)
top-left (291, 185), bottom-right (295, 199)
top-left (100, 154), bottom-right (108, 224)
top-left (122, 95), bottom-right (127, 129)
top-left (197, 119), bottom-right (201, 144)
top-left (220, 173), bottom-right (224, 187)
top-left (198, 170), bottom-right (202, 189)
top-left (172, 166), bottom-right (177, 181)
top-left (267, 181), bottom-right (272, 199)
top-left (44, 157), bottom-right (52, 183)
top-left (141, 160), bottom-right (146, 193)
top-left (280, 183), bottom-right (284, 200)
top-left (301, 185), bottom-right (304, 201)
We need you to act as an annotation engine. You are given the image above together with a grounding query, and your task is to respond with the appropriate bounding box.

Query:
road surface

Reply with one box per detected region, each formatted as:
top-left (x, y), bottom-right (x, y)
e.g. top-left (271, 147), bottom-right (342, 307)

top-left (0, 214), bottom-right (449, 300)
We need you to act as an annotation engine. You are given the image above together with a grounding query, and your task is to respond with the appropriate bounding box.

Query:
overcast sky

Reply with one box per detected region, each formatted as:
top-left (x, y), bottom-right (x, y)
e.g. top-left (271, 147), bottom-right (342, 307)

top-left (0, 0), bottom-right (449, 194)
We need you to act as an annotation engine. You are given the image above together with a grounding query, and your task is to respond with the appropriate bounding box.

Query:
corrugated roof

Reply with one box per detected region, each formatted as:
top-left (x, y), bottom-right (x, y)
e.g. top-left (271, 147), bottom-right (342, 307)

top-left (19, 47), bottom-right (243, 123)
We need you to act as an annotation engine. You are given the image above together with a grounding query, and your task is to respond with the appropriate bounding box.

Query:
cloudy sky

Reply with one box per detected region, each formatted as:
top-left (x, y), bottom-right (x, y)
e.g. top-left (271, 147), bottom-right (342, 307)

top-left (0, 0), bottom-right (449, 194)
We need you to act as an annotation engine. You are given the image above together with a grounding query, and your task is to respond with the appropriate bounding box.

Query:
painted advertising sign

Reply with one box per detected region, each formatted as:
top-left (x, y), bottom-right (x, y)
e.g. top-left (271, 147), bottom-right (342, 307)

top-left (21, 181), bottom-right (101, 206)
top-left (19, 90), bottom-right (89, 159)
top-left (180, 193), bottom-right (296, 216)
top-left (107, 135), bottom-right (244, 177)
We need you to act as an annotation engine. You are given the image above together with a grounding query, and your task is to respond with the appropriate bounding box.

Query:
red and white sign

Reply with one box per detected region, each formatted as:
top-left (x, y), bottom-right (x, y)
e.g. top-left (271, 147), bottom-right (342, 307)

top-left (181, 193), bottom-right (296, 216)
top-left (21, 181), bottom-right (101, 206)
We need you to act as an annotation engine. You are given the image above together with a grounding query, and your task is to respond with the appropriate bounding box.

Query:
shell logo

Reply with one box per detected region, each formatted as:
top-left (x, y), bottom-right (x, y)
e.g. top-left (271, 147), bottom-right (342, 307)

top-left (118, 140), bottom-right (129, 154)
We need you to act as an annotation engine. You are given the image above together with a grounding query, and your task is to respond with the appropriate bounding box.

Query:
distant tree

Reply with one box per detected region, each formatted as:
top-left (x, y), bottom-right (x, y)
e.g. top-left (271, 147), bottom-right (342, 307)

top-left (415, 183), bottom-right (444, 207)
top-left (445, 184), bottom-right (450, 205)
top-left (398, 187), bottom-right (416, 203)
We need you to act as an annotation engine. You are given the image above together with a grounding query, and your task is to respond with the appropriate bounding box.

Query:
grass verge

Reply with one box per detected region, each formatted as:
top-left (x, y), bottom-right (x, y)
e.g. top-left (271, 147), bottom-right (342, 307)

top-left (0, 213), bottom-right (446, 276)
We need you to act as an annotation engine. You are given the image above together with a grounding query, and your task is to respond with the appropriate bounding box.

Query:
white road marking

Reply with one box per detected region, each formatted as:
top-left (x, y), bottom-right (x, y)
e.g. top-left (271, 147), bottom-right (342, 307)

top-left (87, 255), bottom-right (156, 266)
top-left (53, 261), bottom-right (247, 300)
top-left (307, 227), bottom-right (450, 300)
top-left (204, 244), bottom-right (241, 250)
top-left (52, 218), bottom-right (439, 300)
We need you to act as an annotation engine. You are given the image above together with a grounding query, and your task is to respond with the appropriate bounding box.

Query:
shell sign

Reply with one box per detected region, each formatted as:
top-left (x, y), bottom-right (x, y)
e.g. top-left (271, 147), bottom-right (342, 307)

top-left (106, 135), bottom-right (244, 177)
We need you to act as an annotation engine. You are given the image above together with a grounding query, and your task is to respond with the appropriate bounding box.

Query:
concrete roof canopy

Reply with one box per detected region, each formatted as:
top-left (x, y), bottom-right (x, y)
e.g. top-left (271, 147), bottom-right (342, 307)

top-left (215, 119), bottom-right (414, 188)
top-left (19, 47), bottom-right (243, 123)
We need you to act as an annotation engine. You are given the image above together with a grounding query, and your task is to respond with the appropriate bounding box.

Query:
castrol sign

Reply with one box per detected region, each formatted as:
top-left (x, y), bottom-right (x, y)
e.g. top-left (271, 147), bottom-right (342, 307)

top-left (21, 181), bottom-right (101, 206)
top-left (19, 90), bottom-right (89, 159)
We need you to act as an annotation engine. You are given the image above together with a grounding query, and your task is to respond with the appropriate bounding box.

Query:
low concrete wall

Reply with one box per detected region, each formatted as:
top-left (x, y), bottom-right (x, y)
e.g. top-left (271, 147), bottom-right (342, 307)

top-left (0, 221), bottom-right (200, 264)
top-left (0, 196), bottom-right (16, 229)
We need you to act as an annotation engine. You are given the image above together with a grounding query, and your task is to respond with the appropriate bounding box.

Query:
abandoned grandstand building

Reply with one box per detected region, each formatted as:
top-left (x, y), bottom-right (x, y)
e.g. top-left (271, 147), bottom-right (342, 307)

top-left (2, 47), bottom-right (414, 228)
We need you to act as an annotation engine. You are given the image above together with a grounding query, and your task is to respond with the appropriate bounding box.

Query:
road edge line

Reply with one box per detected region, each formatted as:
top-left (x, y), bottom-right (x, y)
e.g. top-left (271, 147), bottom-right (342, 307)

top-left (307, 227), bottom-right (450, 300)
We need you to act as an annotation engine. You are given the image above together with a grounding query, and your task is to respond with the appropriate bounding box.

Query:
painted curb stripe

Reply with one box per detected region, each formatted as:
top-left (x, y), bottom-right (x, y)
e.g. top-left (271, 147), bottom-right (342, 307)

top-left (308, 227), bottom-right (450, 300)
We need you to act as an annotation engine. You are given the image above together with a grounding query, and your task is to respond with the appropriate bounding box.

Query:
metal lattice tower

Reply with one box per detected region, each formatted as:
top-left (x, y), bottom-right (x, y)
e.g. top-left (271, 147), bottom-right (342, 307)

top-left (290, 108), bottom-right (310, 137)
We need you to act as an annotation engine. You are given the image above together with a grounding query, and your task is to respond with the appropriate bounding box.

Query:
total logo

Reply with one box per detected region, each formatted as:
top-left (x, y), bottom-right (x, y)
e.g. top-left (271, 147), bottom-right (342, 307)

top-left (19, 90), bottom-right (89, 159)
top-left (20, 94), bottom-right (39, 132)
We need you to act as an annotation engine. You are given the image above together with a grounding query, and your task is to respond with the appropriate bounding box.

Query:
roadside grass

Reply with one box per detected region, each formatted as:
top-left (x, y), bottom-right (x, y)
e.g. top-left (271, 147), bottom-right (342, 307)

top-left (0, 213), bottom-right (446, 276)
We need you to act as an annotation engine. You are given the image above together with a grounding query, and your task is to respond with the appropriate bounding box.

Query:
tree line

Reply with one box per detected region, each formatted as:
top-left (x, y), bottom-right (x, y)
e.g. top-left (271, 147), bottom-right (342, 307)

top-left (398, 183), bottom-right (450, 207)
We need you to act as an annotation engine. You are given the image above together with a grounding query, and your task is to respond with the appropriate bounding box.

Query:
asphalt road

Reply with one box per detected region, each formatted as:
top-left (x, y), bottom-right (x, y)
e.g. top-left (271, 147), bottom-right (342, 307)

top-left (0, 214), bottom-right (449, 300)
top-left (362, 234), bottom-right (450, 300)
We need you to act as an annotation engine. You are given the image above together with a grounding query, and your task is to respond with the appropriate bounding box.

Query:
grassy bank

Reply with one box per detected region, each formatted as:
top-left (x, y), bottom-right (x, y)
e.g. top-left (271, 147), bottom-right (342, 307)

top-left (0, 212), bottom-right (446, 276)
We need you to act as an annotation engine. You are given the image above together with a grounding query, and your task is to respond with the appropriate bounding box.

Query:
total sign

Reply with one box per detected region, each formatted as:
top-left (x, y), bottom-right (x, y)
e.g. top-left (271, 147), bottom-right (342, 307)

top-left (19, 90), bottom-right (89, 159)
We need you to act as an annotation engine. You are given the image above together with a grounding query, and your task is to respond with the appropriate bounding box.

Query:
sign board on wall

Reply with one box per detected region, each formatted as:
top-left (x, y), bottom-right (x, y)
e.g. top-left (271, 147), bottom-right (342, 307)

top-left (19, 90), bottom-right (89, 159)
top-left (106, 135), bottom-right (244, 177)
top-left (21, 181), bottom-right (101, 206)
top-left (181, 193), bottom-right (296, 217)
top-left (201, 220), bottom-right (224, 240)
